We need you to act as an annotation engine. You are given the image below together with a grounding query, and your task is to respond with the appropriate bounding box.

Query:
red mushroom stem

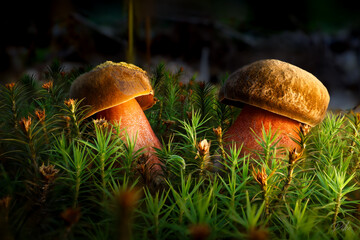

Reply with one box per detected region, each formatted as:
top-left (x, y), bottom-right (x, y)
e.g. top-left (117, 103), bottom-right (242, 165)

top-left (95, 98), bottom-right (162, 177)
top-left (225, 104), bottom-right (301, 155)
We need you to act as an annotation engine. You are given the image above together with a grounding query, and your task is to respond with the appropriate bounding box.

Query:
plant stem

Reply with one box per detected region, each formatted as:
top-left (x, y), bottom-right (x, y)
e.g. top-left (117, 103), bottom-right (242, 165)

top-left (200, 155), bottom-right (206, 175)
top-left (154, 213), bottom-right (159, 240)
top-left (278, 164), bottom-right (295, 200)
top-left (29, 140), bottom-right (38, 170)
top-left (41, 122), bottom-right (50, 145)
top-left (71, 111), bottom-right (80, 138)
top-left (100, 153), bottom-right (106, 201)
top-left (11, 99), bottom-right (18, 129)
top-left (217, 132), bottom-right (226, 161)
top-left (199, 153), bottom-right (212, 176)
top-left (332, 192), bottom-right (341, 231)
top-left (73, 170), bottom-right (80, 208)
top-left (179, 210), bottom-right (183, 225)
top-left (158, 101), bottom-right (163, 122)
top-left (263, 186), bottom-right (270, 218)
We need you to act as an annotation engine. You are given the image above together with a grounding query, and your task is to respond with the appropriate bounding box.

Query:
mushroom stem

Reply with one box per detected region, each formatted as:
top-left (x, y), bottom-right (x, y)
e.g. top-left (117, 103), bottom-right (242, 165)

top-left (95, 98), bottom-right (162, 176)
top-left (225, 104), bottom-right (301, 155)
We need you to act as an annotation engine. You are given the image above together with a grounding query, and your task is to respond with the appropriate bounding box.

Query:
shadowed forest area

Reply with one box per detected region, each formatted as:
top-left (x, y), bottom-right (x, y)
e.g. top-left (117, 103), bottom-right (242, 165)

top-left (1, 0), bottom-right (360, 109)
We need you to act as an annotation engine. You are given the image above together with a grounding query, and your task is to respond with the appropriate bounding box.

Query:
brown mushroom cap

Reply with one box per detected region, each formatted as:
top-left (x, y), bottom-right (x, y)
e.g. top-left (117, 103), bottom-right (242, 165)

top-left (69, 61), bottom-right (155, 118)
top-left (219, 59), bottom-right (330, 126)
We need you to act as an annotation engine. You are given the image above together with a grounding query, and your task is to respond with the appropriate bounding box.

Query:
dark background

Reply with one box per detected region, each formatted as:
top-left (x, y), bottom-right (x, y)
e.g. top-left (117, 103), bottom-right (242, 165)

top-left (1, 0), bottom-right (360, 109)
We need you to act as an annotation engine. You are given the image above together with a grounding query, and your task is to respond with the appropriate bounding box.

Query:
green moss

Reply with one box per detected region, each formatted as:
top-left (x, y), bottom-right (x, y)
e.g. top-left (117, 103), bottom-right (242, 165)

top-left (0, 62), bottom-right (360, 239)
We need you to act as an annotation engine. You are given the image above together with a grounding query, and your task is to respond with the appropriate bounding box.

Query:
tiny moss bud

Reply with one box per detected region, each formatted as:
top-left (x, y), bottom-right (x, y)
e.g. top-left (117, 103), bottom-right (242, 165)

top-left (5, 82), bottom-right (15, 91)
top-left (19, 116), bottom-right (32, 135)
top-left (42, 81), bottom-right (53, 92)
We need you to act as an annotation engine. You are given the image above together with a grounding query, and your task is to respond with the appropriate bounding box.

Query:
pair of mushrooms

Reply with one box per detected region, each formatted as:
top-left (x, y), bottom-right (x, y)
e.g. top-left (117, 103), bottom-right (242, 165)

top-left (70, 59), bottom-right (329, 179)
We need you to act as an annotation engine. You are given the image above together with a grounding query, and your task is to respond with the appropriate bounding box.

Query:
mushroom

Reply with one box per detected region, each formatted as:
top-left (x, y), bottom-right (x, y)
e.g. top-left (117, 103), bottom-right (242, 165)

top-left (219, 59), bottom-right (330, 155)
top-left (69, 61), bottom-right (162, 178)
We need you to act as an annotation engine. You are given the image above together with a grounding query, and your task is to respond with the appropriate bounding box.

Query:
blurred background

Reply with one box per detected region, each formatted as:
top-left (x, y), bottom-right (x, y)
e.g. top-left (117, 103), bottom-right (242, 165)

top-left (1, 0), bottom-right (360, 109)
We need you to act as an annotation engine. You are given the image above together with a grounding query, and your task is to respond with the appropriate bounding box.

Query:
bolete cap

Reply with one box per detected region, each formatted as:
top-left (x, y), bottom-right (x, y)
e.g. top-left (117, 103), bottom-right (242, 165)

top-left (69, 61), bottom-right (155, 118)
top-left (219, 59), bottom-right (330, 126)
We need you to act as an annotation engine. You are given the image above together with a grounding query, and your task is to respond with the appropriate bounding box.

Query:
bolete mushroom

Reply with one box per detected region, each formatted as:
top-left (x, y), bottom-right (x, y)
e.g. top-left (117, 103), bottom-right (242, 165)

top-left (219, 59), bottom-right (330, 155)
top-left (69, 61), bottom-right (162, 178)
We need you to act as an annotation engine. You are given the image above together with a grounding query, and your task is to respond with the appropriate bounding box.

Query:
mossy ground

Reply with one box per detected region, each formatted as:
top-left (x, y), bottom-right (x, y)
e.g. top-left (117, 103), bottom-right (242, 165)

top-left (1, 61), bottom-right (360, 239)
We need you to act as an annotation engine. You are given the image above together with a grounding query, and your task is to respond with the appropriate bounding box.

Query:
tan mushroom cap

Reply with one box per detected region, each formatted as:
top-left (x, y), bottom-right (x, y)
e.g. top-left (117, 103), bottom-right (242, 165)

top-left (69, 61), bottom-right (155, 118)
top-left (219, 59), bottom-right (330, 126)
